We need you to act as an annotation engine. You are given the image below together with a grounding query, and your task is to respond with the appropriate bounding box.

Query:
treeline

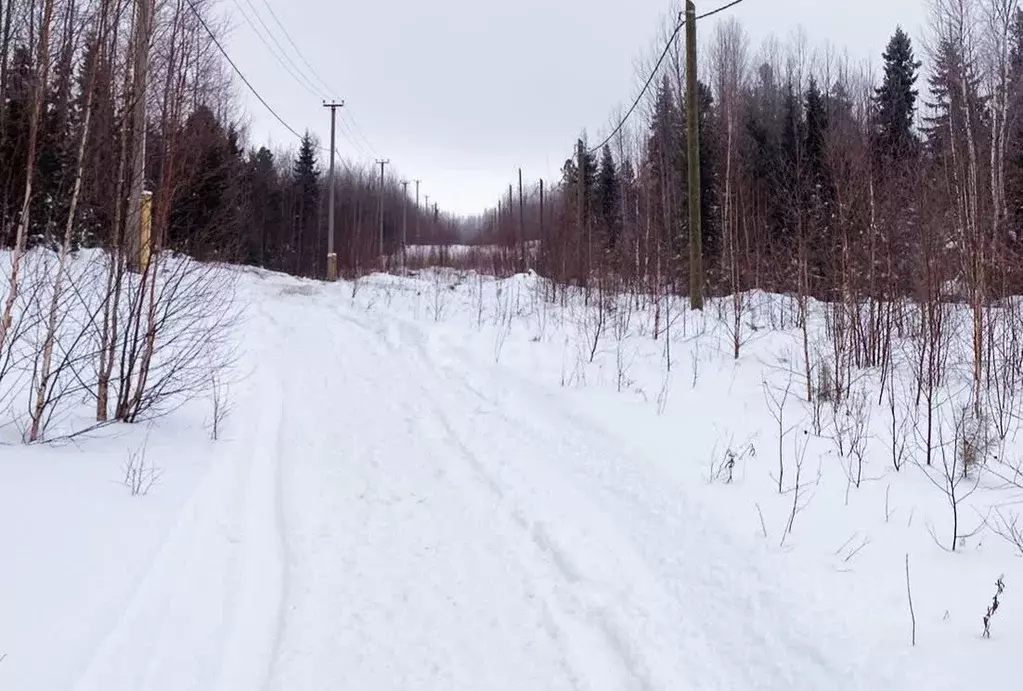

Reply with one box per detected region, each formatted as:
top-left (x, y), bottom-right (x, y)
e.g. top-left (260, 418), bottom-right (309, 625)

top-left (479, 1), bottom-right (1023, 309)
top-left (0, 0), bottom-right (463, 280)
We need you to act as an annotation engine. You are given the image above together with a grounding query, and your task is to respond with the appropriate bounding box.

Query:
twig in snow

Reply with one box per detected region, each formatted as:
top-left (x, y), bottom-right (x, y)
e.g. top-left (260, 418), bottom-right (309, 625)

top-left (982, 575), bottom-right (1006, 639)
top-left (906, 554), bottom-right (916, 646)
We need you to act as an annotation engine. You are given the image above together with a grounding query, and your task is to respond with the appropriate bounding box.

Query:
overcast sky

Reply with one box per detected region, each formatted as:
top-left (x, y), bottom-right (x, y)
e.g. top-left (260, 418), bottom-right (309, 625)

top-left (224, 0), bottom-right (928, 216)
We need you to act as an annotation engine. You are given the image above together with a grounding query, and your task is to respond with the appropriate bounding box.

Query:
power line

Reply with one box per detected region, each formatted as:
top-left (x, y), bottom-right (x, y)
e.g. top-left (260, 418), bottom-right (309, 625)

top-left (587, 0), bottom-right (749, 155)
top-left (186, 0), bottom-right (350, 166)
top-left (231, 0), bottom-right (326, 99)
top-left (344, 110), bottom-right (380, 158)
top-left (259, 0), bottom-right (340, 98)
top-left (184, 0), bottom-right (306, 140)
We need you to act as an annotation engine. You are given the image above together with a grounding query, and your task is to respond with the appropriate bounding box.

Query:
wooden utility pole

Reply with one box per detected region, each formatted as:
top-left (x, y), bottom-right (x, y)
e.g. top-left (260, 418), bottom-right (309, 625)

top-left (376, 158), bottom-right (389, 269)
top-left (401, 179), bottom-right (409, 269)
top-left (127, 0), bottom-right (151, 273)
top-left (323, 100), bottom-right (344, 280)
top-left (686, 0), bottom-right (704, 310)
top-left (413, 179), bottom-right (421, 243)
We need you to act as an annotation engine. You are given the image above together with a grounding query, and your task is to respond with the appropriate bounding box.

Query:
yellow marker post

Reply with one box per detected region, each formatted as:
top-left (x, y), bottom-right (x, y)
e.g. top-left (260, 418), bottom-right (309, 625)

top-left (140, 190), bottom-right (153, 272)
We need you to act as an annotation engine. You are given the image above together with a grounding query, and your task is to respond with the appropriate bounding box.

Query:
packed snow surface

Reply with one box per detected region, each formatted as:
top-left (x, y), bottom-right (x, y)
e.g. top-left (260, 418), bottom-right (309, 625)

top-left (1, 260), bottom-right (1019, 690)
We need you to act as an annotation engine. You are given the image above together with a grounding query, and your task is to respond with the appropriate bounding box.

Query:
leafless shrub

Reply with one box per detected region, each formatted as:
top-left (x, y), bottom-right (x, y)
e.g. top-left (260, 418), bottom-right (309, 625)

top-left (808, 355), bottom-right (831, 437)
top-left (430, 271), bottom-right (449, 322)
top-left (764, 370), bottom-right (796, 494)
top-left (847, 386), bottom-right (872, 489)
top-left (209, 371), bottom-right (233, 441)
top-left (986, 306), bottom-right (1021, 441)
top-left (887, 376), bottom-right (912, 472)
top-left (99, 255), bottom-right (241, 424)
top-left (23, 253), bottom-right (106, 441)
top-left (708, 437), bottom-right (756, 484)
top-left (0, 253), bottom-right (48, 431)
top-left (781, 431), bottom-right (812, 546)
top-left (585, 281), bottom-right (610, 363)
top-left (612, 293), bottom-right (636, 393)
top-left (122, 436), bottom-right (161, 496)
top-left (987, 509), bottom-right (1023, 555)
top-left (921, 403), bottom-right (987, 551)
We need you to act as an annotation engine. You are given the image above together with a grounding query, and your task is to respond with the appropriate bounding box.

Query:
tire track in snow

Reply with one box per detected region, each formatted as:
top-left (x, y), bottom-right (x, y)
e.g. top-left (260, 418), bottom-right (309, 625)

top-left (269, 298), bottom-right (588, 691)
top-left (337, 304), bottom-right (657, 691)
top-left (70, 298), bottom-right (288, 691)
top-left (364, 304), bottom-right (844, 690)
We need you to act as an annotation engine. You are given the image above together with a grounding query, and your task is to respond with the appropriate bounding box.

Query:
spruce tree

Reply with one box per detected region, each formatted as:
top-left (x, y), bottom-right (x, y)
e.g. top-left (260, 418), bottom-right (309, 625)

top-left (596, 144), bottom-right (619, 249)
top-left (1005, 9), bottom-right (1023, 240)
top-left (292, 132), bottom-right (319, 274)
top-left (873, 27), bottom-right (921, 162)
top-left (922, 36), bottom-right (987, 165)
top-left (647, 75), bottom-right (684, 251)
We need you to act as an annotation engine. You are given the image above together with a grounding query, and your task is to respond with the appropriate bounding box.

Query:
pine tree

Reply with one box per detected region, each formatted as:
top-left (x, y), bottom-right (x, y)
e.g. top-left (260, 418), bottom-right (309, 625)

top-left (873, 27), bottom-right (921, 163)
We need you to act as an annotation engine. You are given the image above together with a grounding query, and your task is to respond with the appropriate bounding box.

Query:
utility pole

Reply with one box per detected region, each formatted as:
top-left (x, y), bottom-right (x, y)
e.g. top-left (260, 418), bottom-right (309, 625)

top-left (323, 100), bottom-right (344, 280)
top-left (686, 0), bottom-right (704, 310)
top-left (127, 0), bottom-right (151, 273)
top-left (424, 194), bottom-right (431, 242)
top-left (401, 180), bottom-right (409, 270)
top-left (413, 179), bottom-right (421, 243)
top-left (376, 159), bottom-right (389, 269)
top-left (518, 168), bottom-right (524, 272)
top-left (539, 179), bottom-right (545, 273)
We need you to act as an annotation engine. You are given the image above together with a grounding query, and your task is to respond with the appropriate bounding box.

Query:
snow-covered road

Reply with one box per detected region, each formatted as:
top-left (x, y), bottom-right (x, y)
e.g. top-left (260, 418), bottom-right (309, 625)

top-left (8, 268), bottom-right (1017, 691)
top-left (74, 274), bottom-right (856, 691)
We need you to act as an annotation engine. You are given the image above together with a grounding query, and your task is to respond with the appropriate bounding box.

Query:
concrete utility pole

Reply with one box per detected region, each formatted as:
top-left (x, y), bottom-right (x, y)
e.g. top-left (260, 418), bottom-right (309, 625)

top-left (539, 178), bottom-right (545, 271)
top-left (518, 168), bottom-right (525, 272)
top-left (413, 179), bottom-right (421, 243)
top-left (424, 194), bottom-right (431, 241)
top-left (686, 0), bottom-right (704, 310)
top-left (127, 0), bottom-right (151, 273)
top-left (376, 159), bottom-right (389, 269)
top-left (323, 100), bottom-right (344, 280)
top-left (401, 180), bottom-right (409, 269)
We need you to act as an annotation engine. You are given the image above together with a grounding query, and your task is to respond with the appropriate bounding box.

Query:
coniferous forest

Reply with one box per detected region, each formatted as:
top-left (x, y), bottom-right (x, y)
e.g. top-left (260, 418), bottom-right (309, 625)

top-left (2, 0), bottom-right (1023, 317)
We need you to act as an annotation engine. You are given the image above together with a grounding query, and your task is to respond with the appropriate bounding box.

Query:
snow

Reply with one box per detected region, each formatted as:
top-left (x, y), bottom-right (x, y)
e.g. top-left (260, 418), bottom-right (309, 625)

top-left (1, 256), bottom-right (1020, 690)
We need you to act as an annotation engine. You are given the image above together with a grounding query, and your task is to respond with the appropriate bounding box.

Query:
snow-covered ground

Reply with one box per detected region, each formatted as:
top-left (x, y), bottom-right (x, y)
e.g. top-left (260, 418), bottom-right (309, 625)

top-left (1, 259), bottom-right (1020, 690)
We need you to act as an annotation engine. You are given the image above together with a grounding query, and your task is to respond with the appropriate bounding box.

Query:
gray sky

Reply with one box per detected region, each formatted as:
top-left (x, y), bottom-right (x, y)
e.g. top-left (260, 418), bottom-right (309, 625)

top-left (225, 0), bottom-right (928, 216)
